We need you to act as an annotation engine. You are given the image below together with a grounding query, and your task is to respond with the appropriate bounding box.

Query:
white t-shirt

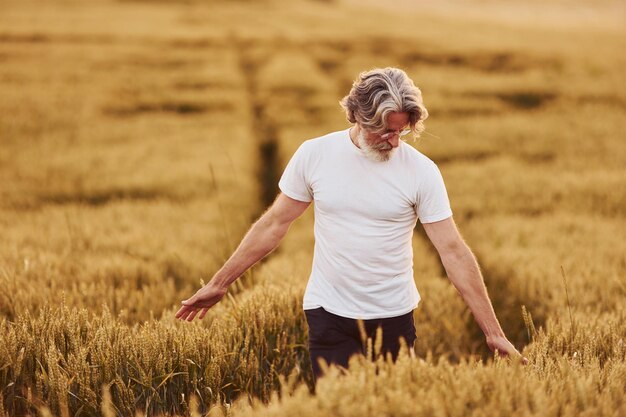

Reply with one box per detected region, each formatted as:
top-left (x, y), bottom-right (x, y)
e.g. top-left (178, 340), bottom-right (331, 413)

top-left (278, 128), bottom-right (452, 319)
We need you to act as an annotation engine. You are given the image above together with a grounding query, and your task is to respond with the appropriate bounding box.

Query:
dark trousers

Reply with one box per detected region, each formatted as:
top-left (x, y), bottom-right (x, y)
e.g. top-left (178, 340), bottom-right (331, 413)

top-left (304, 307), bottom-right (416, 379)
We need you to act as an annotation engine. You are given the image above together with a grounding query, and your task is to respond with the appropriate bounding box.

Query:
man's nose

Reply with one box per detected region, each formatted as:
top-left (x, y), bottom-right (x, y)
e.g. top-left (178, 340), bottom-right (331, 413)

top-left (388, 135), bottom-right (400, 148)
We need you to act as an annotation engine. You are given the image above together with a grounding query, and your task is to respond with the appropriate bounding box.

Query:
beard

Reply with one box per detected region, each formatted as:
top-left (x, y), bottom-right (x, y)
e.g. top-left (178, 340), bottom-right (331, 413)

top-left (356, 130), bottom-right (396, 162)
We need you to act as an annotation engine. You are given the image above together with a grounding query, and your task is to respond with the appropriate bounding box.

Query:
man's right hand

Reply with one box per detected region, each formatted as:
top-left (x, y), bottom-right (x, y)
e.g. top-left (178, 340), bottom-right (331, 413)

top-left (175, 193), bottom-right (310, 323)
top-left (175, 283), bottom-right (227, 321)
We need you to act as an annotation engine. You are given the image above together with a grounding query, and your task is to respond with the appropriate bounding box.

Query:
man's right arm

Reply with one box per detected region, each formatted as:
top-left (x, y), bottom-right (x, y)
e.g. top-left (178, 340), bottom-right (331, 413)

top-left (175, 193), bottom-right (311, 321)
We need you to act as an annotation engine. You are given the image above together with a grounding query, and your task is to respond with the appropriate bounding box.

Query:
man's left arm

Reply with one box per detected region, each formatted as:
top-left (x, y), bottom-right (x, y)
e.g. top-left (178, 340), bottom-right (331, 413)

top-left (422, 217), bottom-right (528, 363)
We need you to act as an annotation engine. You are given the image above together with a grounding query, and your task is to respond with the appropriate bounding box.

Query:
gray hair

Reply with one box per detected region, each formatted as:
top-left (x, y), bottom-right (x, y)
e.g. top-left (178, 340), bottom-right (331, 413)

top-left (340, 67), bottom-right (429, 137)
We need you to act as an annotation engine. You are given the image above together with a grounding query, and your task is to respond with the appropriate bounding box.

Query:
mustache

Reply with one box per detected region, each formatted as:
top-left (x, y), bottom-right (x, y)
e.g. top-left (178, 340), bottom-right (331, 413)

top-left (372, 142), bottom-right (392, 151)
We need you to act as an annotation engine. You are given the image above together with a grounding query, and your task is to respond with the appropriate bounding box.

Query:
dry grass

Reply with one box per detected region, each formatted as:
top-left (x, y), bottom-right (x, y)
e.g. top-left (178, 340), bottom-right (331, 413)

top-left (0, 0), bottom-right (624, 415)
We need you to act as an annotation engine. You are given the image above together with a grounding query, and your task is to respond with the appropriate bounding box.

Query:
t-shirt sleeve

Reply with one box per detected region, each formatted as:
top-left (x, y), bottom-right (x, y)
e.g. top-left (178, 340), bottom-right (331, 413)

top-left (416, 161), bottom-right (453, 223)
top-left (278, 142), bottom-right (314, 202)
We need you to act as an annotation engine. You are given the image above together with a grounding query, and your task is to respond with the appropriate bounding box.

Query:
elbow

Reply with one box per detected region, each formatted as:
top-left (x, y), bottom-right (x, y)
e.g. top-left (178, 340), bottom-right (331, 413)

top-left (440, 243), bottom-right (478, 289)
top-left (260, 211), bottom-right (289, 243)
top-left (440, 240), bottom-right (472, 264)
top-left (269, 221), bottom-right (289, 242)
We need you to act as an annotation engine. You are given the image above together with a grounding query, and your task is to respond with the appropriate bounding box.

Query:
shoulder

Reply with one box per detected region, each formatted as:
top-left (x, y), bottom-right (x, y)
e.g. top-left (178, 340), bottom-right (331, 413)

top-left (398, 141), bottom-right (439, 171)
top-left (397, 143), bottom-right (447, 195)
top-left (295, 129), bottom-right (346, 156)
top-left (287, 129), bottom-right (346, 170)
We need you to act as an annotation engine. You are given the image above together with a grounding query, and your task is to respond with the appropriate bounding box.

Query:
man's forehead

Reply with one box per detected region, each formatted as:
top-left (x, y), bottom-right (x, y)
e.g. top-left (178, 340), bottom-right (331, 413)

top-left (385, 112), bottom-right (410, 129)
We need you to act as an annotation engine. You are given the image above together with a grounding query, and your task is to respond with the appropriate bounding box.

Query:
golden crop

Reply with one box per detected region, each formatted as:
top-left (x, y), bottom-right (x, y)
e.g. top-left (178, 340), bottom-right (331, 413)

top-left (0, 0), bottom-right (624, 416)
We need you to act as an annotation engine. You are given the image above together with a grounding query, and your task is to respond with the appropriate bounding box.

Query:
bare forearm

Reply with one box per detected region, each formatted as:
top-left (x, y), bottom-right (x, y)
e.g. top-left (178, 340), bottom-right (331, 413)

top-left (441, 246), bottom-right (505, 339)
top-left (210, 214), bottom-right (287, 290)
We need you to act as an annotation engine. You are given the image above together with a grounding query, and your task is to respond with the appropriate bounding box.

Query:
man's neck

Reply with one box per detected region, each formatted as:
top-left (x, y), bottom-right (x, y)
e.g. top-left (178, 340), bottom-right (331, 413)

top-left (349, 125), bottom-right (361, 149)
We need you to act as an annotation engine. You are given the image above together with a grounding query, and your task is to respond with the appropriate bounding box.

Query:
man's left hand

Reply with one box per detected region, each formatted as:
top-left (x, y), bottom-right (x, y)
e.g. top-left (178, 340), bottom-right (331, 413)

top-left (486, 334), bottom-right (529, 365)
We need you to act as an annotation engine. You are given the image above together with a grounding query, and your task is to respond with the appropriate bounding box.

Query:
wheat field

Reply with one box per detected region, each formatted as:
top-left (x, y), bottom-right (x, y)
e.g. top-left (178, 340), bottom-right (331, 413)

top-left (0, 0), bottom-right (624, 416)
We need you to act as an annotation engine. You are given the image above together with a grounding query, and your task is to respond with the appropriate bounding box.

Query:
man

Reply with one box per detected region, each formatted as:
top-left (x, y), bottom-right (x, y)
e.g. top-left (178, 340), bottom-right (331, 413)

top-left (175, 67), bottom-right (526, 379)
